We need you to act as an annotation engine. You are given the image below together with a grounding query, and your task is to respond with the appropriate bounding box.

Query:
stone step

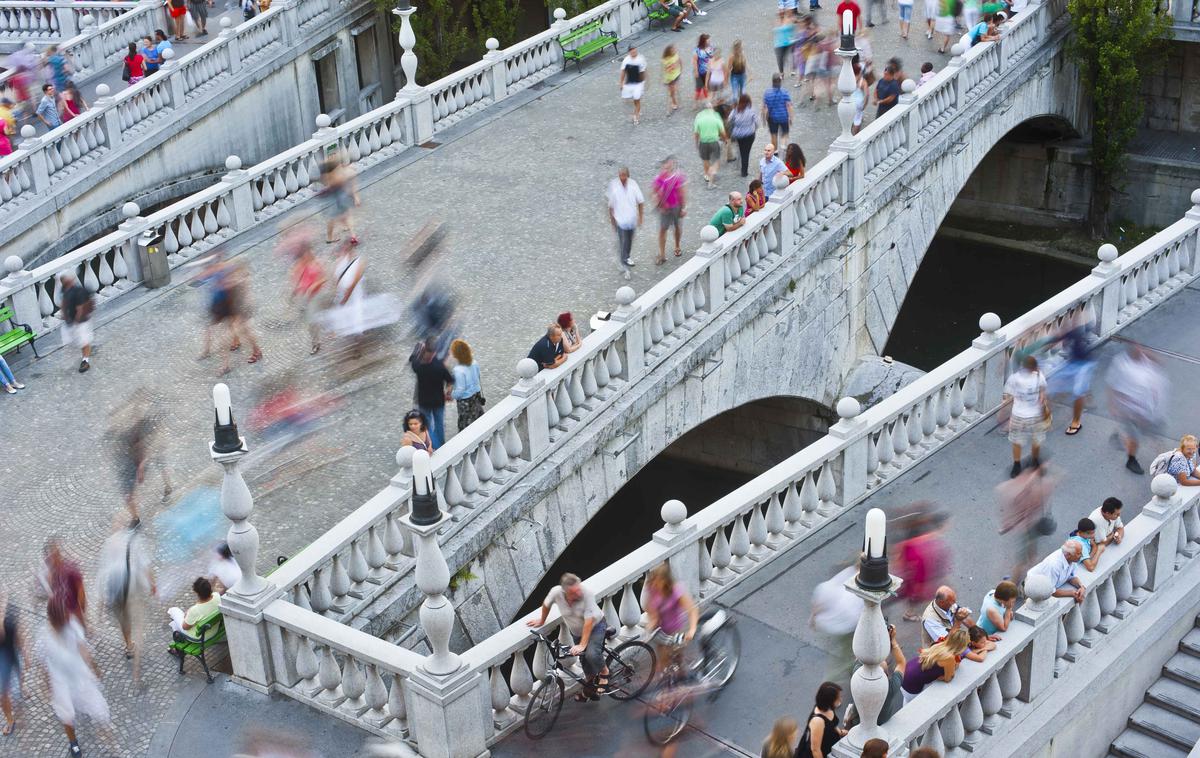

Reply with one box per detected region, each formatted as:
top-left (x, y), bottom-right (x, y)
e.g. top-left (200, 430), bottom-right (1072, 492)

top-left (1110, 729), bottom-right (1188, 758)
top-left (1148, 678), bottom-right (1200, 722)
top-left (1181, 628), bottom-right (1200, 658)
top-left (1128, 703), bottom-right (1200, 751)
top-left (1164, 652), bottom-right (1200, 688)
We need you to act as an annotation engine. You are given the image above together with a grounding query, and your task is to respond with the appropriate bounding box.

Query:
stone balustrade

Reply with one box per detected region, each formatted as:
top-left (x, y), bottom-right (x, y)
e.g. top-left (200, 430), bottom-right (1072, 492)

top-left (0, 0), bottom-right (139, 43)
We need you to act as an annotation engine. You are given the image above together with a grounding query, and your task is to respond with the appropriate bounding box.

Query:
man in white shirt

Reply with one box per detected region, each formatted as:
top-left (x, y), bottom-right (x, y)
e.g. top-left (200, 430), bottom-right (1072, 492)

top-left (810, 565), bottom-right (860, 679)
top-left (527, 573), bottom-right (610, 695)
top-left (606, 168), bottom-right (644, 281)
top-left (1088, 497), bottom-right (1124, 546)
top-left (1003, 355), bottom-right (1049, 478)
top-left (919, 585), bottom-right (974, 647)
top-left (1027, 540), bottom-right (1085, 603)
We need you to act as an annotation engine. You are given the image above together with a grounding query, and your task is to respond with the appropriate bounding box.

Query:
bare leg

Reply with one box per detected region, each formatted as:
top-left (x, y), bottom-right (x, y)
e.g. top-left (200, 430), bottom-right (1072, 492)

top-left (672, 221), bottom-right (682, 255)
top-left (1, 691), bottom-right (13, 734)
top-left (1011, 443), bottom-right (1022, 463)
top-left (657, 227), bottom-right (667, 263)
top-left (1071, 396), bottom-right (1085, 426)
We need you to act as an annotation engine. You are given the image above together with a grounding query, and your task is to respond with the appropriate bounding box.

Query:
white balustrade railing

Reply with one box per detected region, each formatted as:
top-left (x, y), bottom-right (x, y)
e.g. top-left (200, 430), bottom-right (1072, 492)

top-left (0, 0), bottom-right (139, 42)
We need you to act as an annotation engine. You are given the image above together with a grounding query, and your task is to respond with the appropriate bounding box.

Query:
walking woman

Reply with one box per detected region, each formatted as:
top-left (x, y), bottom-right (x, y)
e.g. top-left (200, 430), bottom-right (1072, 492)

top-left (728, 94), bottom-right (759, 178)
top-left (449, 338), bottom-right (484, 432)
top-left (0, 596), bottom-right (25, 737)
top-left (705, 46), bottom-right (727, 102)
top-left (41, 597), bottom-right (115, 757)
top-left (692, 33), bottom-right (712, 105)
top-left (662, 44), bottom-right (682, 112)
top-left (319, 153), bottom-right (360, 245)
top-left (795, 682), bottom-right (847, 758)
top-left (728, 40), bottom-right (749, 100)
top-left (772, 12), bottom-right (792, 75)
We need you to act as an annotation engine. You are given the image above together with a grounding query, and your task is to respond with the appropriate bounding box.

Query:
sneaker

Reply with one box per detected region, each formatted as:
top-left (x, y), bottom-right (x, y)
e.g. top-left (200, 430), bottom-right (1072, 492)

top-left (623, 269), bottom-right (631, 280)
top-left (78, 358), bottom-right (90, 373)
top-left (696, 9), bottom-right (707, 13)
top-left (683, 17), bottom-right (693, 23)
top-left (69, 741), bottom-right (82, 757)
top-left (624, 258), bottom-right (636, 267)
top-left (1126, 456), bottom-right (1145, 475)
top-left (12, 382), bottom-right (23, 389)
top-left (1010, 461), bottom-right (1022, 478)
top-left (2, 385), bottom-right (13, 394)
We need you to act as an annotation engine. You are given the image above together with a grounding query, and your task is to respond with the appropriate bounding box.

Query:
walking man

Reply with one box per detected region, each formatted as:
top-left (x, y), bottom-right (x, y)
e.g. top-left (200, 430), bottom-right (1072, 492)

top-left (409, 339), bottom-right (454, 449)
top-left (58, 271), bottom-right (93, 373)
top-left (761, 74), bottom-right (793, 148)
top-left (652, 157), bottom-right (687, 264)
top-left (98, 520), bottom-right (155, 688)
top-left (35, 84), bottom-right (61, 130)
top-left (693, 101), bottom-right (726, 186)
top-left (618, 45), bottom-right (647, 124)
top-left (606, 167), bottom-right (644, 280)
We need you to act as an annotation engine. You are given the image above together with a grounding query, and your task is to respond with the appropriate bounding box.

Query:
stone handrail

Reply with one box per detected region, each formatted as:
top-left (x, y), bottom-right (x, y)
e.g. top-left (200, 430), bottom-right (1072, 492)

top-left (0, 0), bottom-right (140, 43)
top-left (244, 192), bottom-right (1200, 755)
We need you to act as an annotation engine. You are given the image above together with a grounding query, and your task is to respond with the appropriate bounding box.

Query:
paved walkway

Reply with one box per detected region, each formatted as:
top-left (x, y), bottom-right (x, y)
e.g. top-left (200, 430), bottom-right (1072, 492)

top-left (2, 0), bottom-right (1038, 754)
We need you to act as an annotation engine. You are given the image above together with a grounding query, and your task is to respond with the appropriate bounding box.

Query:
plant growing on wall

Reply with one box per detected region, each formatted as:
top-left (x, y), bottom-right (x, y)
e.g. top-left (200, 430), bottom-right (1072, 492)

top-left (1067, 0), bottom-right (1170, 237)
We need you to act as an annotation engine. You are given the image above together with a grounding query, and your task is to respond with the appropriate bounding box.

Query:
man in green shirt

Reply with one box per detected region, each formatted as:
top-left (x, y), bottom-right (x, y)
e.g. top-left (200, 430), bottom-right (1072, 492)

top-left (709, 191), bottom-right (746, 235)
top-left (693, 101), bottom-right (726, 186)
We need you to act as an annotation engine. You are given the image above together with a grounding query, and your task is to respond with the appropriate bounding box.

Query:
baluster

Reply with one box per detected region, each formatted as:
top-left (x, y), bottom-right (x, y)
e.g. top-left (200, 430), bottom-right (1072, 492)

top-left (295, 635), bottom-right (320, 694)
top-left (363, 664), bottom-right (389, 726)
top-left (329, 553), bottom-right (351, 610)
top-left (782, 482), bottom-right (803, 536)
top-left (581, 358), bottom-right (599, 399)
top-left (1054, 614), bottom-right (1069, 677)
top-left (618, 582), bottom-right (641, 638)
top-left (606, 344), bottom-right (623, 381)
top-left (366, 524), bottom-right (388, 582)
top-left (568, 369), bottom-right (586, 408)
top-left (603, 595), bottom-right (620, 632)
top-left (509, 649), bottom-right (534, 711)
top-left (460, 454), bottom-right (481, 500)
top-left (489, 431), bottom-right (510, 475)
top-left (998, 656), bottom-right (1021, 717)
top-left (475, 444), bottom-right (496, 488)
top-left (347, 540), bottom-right (369, 597)
top-left (748, 502), bottom-right (770, 559)
top-left (444, 465), bottom-right (466, 509)
top-left (1078, 587), bottom-right (1102, 647)
top-left (891, 413), bottom-right (910, 463)
top-left (558, 624), bottom-right (580, 672)
top-left (649, 305), bottom-right (665, 344)
top-left (310, 567), bottom-right (333, 613)
top-left (979, 672), bottom-right (1003, 733)
top-left (1112, 562), bottom-right (1134, 618)
top-left (698, 538), bottom-right (713, 590)
top-left (341, 656), bottom-right (366, 712)
top-left (386, 673), bottom-right (408, 733)
top-left (531, 633), bottom-right (551, 683)
top-left (765, 492), bottom-right (785, 548)
top-left (490, 666), bottom-right (513, 727)
top-left (710, 528), bottom-right (734, 583)
top-left (1129, 545), bottom-right (1149, 604)
top-left (316, 646), bottom-right (343, 703)
top-left (728, 513), bottom-right (752, 571)
top-left (816, 461), bottom-right (837, 516)
top-left (292, 583), bottom-right (311, 611)
top-left (594, 349), bottom-right (612, 389)
top-left (962, 368), bottom-right (980, 417)
top-left (921, 393), bottom-right (938, 445)
top-left (920, 720), bottom-right (946, 754)
top-left (383, 512), bottom-right (409, 566)
top-left (503, 420), bottom-right (524, 462)
top-left (1095, 575), bottom-right (1118, 632)
top-left (939, 706), bottom-right (965, 751)
top-left (1063, 603), bottom-right (1084, 661)
top-left (554, 380), bottom-right (573, 421)
top-left (660, 301), bottom-right (675, 337)
top-left (906, 402), bottom-right (924, 455)
top-left (798, 472), bottom-right (818, 526)
top-left (960, 687), bottom-right (984, 749)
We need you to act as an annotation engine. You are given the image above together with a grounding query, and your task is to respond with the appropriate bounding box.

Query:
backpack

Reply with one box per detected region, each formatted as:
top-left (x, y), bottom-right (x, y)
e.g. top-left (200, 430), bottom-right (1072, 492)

top-left (1150, 450), bottom-right (1183, 477)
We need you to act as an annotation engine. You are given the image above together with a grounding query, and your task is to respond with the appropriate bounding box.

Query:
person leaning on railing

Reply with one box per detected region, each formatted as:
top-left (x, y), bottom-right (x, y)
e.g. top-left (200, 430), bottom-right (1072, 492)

top-left (900, 627), bottom-right (969, 704)
top-left (1026, 539), bottom-right (1085, 603)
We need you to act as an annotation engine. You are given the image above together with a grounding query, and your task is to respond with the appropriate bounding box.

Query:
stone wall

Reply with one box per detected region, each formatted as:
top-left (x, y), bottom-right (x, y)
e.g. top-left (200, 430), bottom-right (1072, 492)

top-left (1140, 39), bottom-right (1200, 133)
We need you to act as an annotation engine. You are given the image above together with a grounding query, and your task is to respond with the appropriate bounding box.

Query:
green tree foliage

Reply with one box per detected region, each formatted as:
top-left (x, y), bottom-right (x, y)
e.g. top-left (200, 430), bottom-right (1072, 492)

top-left (1067, 0), bottom-right (1171, 237)
top-left (547, 0), bottom-right (609, 21)
top-left (472, 0), bottom-right (523, 47)
top-left (379, 0), bottom-right (475, 84)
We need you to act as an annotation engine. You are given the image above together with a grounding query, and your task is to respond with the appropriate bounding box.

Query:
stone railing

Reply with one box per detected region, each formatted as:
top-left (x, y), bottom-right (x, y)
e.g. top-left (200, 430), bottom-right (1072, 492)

top-left (233, 195), bottom-right (1200, 757)
top-left (880, 475), bottom-right (1200, 755)
top-left (0, 0), bottom-right (139, 43)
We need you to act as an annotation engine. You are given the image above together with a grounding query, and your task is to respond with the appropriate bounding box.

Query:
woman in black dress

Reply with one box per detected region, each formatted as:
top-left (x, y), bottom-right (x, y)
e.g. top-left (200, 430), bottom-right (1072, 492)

top-left (794, 681), bottom-right (846, 758)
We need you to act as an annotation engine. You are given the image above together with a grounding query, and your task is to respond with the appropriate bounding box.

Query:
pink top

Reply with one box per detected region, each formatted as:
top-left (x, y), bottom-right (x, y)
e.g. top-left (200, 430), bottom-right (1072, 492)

top-left (646, 582), bottom-right (687, 634)
top-left (652, 171), bottom-right (686, 210)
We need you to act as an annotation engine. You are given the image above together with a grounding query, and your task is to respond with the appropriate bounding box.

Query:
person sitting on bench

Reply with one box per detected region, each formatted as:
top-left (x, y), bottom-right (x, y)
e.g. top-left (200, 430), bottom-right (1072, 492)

top-left (167, 578), bottom-right (221, 638)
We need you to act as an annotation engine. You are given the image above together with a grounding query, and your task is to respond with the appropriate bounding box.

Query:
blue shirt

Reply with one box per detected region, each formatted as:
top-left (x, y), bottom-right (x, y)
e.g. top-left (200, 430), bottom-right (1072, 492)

top-left (977, 590), bottom-right (1004, 635)
top-left (451, 362), bottom-right (482, 399)
top-left (774, 23), bottom-right (793, 48)
top-left (1069, 535), bottom-right (1093, 561)
top-left (763, 87), bottom-right (791, 123)
top-left (968, 21), bottom-right (988, 44)
top-left (36, 95), bottom-right (61, 129)
top-left (155, 39), bottom-right (173, 62)
top-left (695, 47), bottom-right (711, 76)
top-left (1166, 451), bottom-right (1198, 479)
top-left (760, 156), bottom-right (786, 198)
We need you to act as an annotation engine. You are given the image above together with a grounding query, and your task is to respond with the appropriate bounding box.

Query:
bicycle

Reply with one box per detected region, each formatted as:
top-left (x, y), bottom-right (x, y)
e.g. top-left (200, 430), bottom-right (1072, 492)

top-left (643, 608), bottom-right (741, 746)
top-left (523, 626), bottom-right (657, 739)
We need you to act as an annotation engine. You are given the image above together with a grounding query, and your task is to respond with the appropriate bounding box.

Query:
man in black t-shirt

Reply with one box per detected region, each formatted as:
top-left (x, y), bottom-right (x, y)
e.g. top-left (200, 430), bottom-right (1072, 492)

top-left (409, 340), bottom-right (453, 449)
top-left (59, 271), bottom-right (94, 373)
top-left (527, 325), bottom-right (566, 371)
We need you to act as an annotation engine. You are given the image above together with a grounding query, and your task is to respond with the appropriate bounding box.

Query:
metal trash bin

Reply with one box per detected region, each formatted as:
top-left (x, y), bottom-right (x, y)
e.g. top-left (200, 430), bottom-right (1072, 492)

top-left (136, 230), bottom-right (170, 288)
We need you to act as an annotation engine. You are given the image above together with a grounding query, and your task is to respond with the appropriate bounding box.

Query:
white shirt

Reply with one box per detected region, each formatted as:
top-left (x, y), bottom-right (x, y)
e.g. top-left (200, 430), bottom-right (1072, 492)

top-left (209, 555), bottom-right (242, 591)
top-left (1004, 369), bottom-right (1046, 419)
top-left (1010, 0), bottom-right (1028, 12)
top-left (922, 602), bottom-right (957, 646)
top-left (1088, 508), bottom-right (1123, 544)
top-left (811, 566), bottom-right (860, 636)
top-left (620, 54), bottom-right (646, 83)
top-left (1028, 549), bottom-right (1078, 590)
top-left (607, 177), bottom-right (645, 230)
top-left (544, 585), bottom-right (603, 637)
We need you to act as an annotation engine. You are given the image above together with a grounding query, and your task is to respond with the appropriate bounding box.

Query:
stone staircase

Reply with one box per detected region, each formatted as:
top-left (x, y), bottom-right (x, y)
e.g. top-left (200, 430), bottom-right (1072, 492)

top-left (1110, 616), bottom-right (1200, 757)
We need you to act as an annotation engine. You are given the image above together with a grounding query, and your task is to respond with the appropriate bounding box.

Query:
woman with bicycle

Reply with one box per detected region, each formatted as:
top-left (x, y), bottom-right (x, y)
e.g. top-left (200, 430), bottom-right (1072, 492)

top-left (644, 563), bottom-right (699, 670)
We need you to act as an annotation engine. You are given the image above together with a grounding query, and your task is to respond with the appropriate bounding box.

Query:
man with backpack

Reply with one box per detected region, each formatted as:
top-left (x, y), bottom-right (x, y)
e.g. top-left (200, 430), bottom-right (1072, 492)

top-left (1151, 435), bottom-right (1200, 486)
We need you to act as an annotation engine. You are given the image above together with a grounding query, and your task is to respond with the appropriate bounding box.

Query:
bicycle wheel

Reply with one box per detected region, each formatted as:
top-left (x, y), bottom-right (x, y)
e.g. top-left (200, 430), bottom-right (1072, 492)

top-left (644, 679), bottom-right (692, 746)
top-left (605, 640), bottom-right (656, 701)
top-left (700, 624), bottom-right (741, 692)
top-left (523, 676), bottom-right (564, 740)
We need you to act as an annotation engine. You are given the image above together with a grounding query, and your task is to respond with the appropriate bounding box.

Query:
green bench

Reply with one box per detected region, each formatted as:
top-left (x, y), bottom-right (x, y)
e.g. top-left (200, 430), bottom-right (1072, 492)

top-left (0, 305), bottom-right (39, 359)
top-left (168, 608), bottom-right (226, 683)
top-left (558, 19), bottom-right (618, 72)
top-left (644, 0), bottom-right (672, 28)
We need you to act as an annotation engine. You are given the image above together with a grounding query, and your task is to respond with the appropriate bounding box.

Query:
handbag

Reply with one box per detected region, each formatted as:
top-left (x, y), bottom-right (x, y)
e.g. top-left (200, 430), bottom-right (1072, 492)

top-left (121, 60), bottom-right (131, 82)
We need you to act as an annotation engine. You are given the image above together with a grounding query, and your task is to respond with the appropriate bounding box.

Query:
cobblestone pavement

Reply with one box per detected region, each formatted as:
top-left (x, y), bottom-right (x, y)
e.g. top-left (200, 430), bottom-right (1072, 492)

top-left (1, 0), bottom-right (965, 754)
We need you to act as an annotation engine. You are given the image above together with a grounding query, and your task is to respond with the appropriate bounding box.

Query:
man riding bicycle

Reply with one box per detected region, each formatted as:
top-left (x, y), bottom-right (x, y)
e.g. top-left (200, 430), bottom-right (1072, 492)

top-left (527, 573), bottom-right (609, 700)
top-left (644, 563), bottom-right (699, 671)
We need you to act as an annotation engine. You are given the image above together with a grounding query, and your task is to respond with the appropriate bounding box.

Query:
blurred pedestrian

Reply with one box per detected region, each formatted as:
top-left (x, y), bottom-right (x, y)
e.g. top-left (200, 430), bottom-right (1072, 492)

top-left (238, 727), bottom-right (321, 758)
top-left (773, 12), bottom-right (793, 76)
top-left (934, 0), bottom-right (956, 51)
top-left (319, 153), bottom-right (360, 245)
top-left (58, 83), bottom-right (84, 123)
top-left (706, 47), bottom-right (728, 102)
top-left (329, 242), bottom-right (366, 337)
top-left (662, 45), bottom-right (682, 112)
top-left (188, 0), bottom-right (212, 36)
top-left (97, 520), bottom-right (155, 687)
top-left (795, 682), bottom-right (846, 758)
top-left (208, 542), bottom-right (241, 594)
top-left (810, 563), bottom-right (858, 681)
top-left (607, 167), bottom-right (644, 279)
top-left (762, 73), bottom-right (792, 148)
top-left (288, 237), bottom-right (326, 355)
top-left (761, 717), bottom-right (798, 758)
top-left (895, 509), bottom-right (948, 622)
top-left (1046, 314), bottom-right (1097, 437)
top-left (58, 271), bottom-right (93, 373)
top-left (652, 157), bottom-right (687, 263)
top-left (0, 355), bottom-right (25, 394)
top-left (449, 338), bottom-right (484, 432)
top-left (997, 464), bottom-right (1058, 581)
top-left (410, 339), bottom-right (453, 449)
top-left (643, 562), bottom-right (699, 672)
top-left (167, 0), bottom-right (189, 39)
top-left (693, 101), bottom-right (725, 186)
top-left (729, 40), bottom-right (749, 100)
top-left (41, 597), bottom-right (112, 757)
top-left (1108, 344), bottom-right (1167, 474)
top-left (1003, 355), bottom-right (1049, 477)
top-left (109, 394), bottom-right (172, 524)
top-left (728, 94), bottom-right (759, 178)
top-left (38, 539), bottom-right (86, 633)
top-left (692, 33), bottom-right (712, 105)
top-left (901, 628), bottom-right (969, 704)
top-left (619, 44), bottom-right (646, 124)
top-left (557, 312), bottom-right (583, 353)
top-left (0, 596), bottom-right (25, 737)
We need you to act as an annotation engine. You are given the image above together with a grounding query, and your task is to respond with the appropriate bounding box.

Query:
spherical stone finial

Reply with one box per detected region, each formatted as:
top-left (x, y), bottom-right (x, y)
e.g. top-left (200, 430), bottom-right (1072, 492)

top-left (1097, 243), bottom-right (1118, 263)
top-left (225, 155), bottom-right (242, 171)
top-left (979, 312), bottom-right (1002, 333)
top-left (485, 37), bottom-right (499, 51)
top-left (395, 445), bottom-right (415, 470)
top-left (836, 397), bottom-right (861, 420)
top-left (19, 125), bottom-right (35, 139)
top-left (616, 285), bottom-right (636, 306)
top-left (516, 357), bottom-right (538, 380)
top-left (95, 83), bottom-right (110, 98)
top-left (1191, 188), bottom-right (1200, 207)
top-left (4, 255), bottom-right (22, 274)
top-left (79, 13), bottom-right (94, 27)
top-left (122, 202), bottom-right (140, 219)
top-left (660, 499), bottom-right (687, 526)
top-left (315, 113), bottom-right (332, 129)
top-left (1152, 473), bottom-right (1178, 499)
top-left (162, 47), bottom-right (175, 61)
top-left (901, 78), bottom-right (916, 93)
top-left (553, 7), bottom-right (566, 19)
top-left (950, 43), bottom-right (966, 57)
top-left (1023, 573), bottom-right (1053, 604)
top-left (773, 172), bottom-right (790, 191)
top-left (220, 16), bottom-right (231, 28)
top-left (700, 225), bottom-right (720, 244)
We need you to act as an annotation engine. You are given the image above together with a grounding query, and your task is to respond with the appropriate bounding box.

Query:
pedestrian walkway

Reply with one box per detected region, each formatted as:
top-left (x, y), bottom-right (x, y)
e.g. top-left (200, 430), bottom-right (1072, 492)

top-left (0, 0), bottom-right (1051, 754)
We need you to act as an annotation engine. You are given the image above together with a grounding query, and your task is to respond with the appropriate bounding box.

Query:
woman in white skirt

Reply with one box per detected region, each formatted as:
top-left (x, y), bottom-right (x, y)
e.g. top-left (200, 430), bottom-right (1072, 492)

top-left (619, 45), bottom-right (647, 124)
top-left (924, 0), bottom-right (939, 38)
top-left (40, 598), bottom-right (113, 757)
top-left (934, 0), bottom-right (958, 52)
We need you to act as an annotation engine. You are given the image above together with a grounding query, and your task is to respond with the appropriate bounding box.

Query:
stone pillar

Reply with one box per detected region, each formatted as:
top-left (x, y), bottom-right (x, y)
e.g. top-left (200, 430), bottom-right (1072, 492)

top-left (218, 17), bottom-right (242, 73)
top-left (1185, 190), bottom-right (1200, 276)
top-left (17, 127), bottom-right (50, 193)
top-left (766, 174), bottom-right (796, 257)
top-left (159, 48), bottom-right (186, 109)
top-left (221, 156), bottom-right (257, 232)
top-left (996, 24), bottom-right (1009, 74)
top-left (607, 285), bottom-right (645, 382)
top-left (483, 38), bottom-right (508, 104)
top-left (511, 357), bottom-right (550, 458)
top-left (971, 312), bottom-right (1007, 411)
top-left (1013, 573), bottom-right (1057, 702)
top-left (277, 0), bottom-right (300, 46)
top-left (90, 84), bottom-right (123, 151)
top-left (653, 500), bottom-right (700, 595)
top-left (948, 43), bottom-right (966, 108)
top-left (1, 256), bottom-right (43, 334)
top-left (828, 397), bottom-right (868, 507)
top-left (1090, 243), bottom-right (1120, 337)
top-left (210, 384), bottom-right (282, 693)
top-left (695, 225), bottom-right (726, 312)
top-left (1142, 474), bottom-right (1183, 591)
top-left (54, 2), bottom-right (79, 40)
top-left (617, 0), bottom-right (632, 38)
top-left (899, 79), bottom-right (918, 148)
top-left (116, 202), bottom-right (150, 285)
top-left (394, 3), bottom-right (434, 144)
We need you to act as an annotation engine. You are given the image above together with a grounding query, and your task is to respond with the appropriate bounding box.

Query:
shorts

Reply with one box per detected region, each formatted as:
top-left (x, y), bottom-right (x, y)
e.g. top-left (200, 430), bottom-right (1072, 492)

top-left (698, 141), bottom-right (720, 161)
top-left (188, 0), bottom-right (208, 18)
top-left (925, 0), bottom-right (938, 17)
top-left (621, 82), bottom-right (645, 100)
top-left (768, 118), bottom-right (789, 137)
top-left (659, 206), bottom-right (682, 230)
top-left (1046, 359), bottom-right (1096, 399)
top-left (1008, 414), bottom-right (1048, 446)
top-left (169, 5), bottom-right (187, 17)
top-left (694, 75), bottom-right (707, 93)
top-left (667, 4), bottom-right (683, 15)
top-left (935, 14), bottom-right (957, 33)
top-left (899, 3), bottom-right (913, 19)
top-left (61, 320), bottom-right (92, 349)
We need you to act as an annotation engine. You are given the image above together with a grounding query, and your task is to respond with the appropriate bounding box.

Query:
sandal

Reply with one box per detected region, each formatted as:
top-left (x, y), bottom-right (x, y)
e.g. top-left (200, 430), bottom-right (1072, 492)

top-left (1065, 423), bottom-right (1082, 435)
top-left (2, 720), bottom-right (14, 736)
top-left (674, 248), bottom-right (682, 257)
top-left (248, 351), bottom-right (262, 364)
top-left (902, 611), bottom-right (920, 622)
top-left (311, 344), bottom-right (321, 355)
